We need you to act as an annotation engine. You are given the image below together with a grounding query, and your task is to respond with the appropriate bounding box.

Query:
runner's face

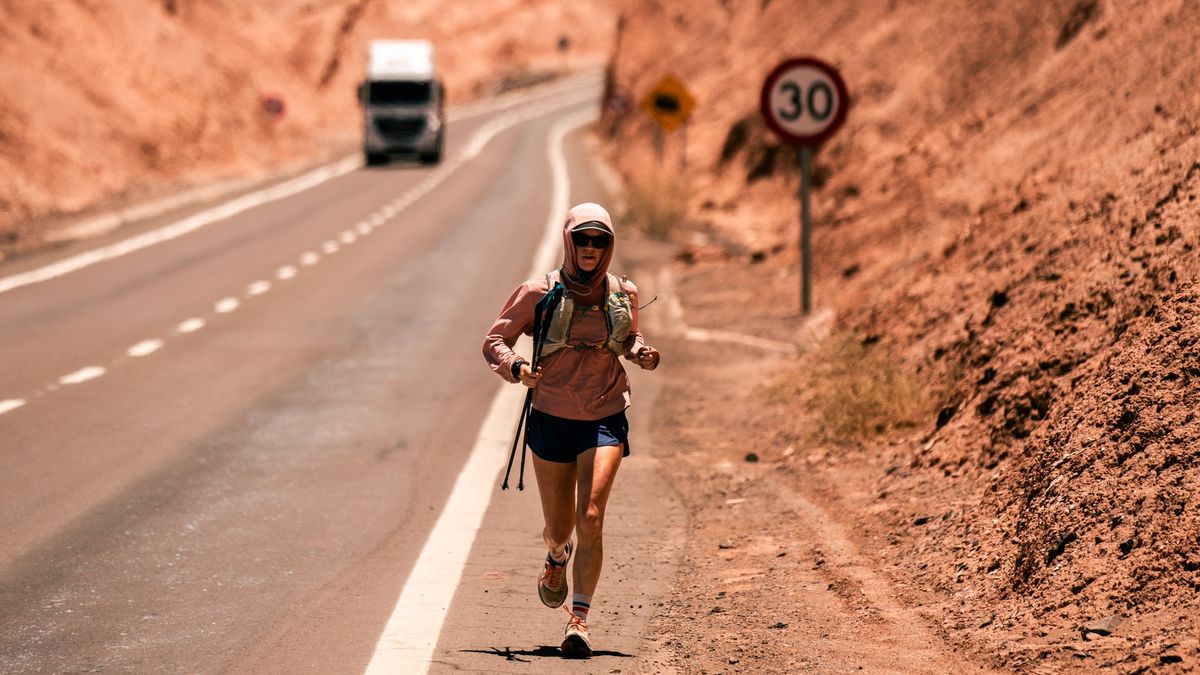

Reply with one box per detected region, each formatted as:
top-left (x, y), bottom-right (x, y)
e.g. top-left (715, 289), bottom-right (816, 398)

top-left (572, 229), bottom-right (609, 273)
top-left (577, 244), bottom-right (602, 272)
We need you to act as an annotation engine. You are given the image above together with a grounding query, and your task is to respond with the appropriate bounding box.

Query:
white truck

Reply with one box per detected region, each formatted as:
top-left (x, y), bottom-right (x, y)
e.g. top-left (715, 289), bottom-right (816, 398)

top-left (359, 40), bottom-right (445, 166)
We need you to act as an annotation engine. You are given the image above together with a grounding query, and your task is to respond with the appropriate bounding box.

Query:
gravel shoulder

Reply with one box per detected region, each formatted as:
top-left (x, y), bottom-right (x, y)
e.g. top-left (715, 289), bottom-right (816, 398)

top-left (621, 241), bottom-right (989, 673)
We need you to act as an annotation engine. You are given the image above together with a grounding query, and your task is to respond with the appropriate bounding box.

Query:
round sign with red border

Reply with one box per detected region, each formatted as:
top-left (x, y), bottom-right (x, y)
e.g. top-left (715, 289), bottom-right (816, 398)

top-left (760, 57), bottom-right (848, 146)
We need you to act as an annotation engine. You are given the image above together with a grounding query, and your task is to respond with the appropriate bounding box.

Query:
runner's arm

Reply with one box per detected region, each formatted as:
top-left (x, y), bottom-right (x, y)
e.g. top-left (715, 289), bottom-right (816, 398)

top-left (483, 281), bottom-right (539, 383)
top-left (619, 279), bottom-right (646, 358)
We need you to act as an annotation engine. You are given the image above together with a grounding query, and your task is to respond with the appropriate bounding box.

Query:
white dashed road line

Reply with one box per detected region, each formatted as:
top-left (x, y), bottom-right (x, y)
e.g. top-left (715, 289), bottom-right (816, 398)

top-left (127, 340), bottom-right (163, 357)
top-left (0, 84), bottom-right (598, 431)
top-left (0, 72), bottom-right (600, 299)
top-left (176, 318), bottom-right (206, 333)
top-left (246, 281), bottom-right (271, 296)
top-left (0, 156), bottom-right (361, 297)
top-left (59, 367), bottom-right (106, 385)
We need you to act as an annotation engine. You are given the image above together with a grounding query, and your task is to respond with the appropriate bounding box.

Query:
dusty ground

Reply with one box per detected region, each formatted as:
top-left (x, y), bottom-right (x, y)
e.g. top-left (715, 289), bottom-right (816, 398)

top-left (7, 0), bottom-right (1200, 671)
top-left (602, 0), bottom-right (1200, 673)
top-left (623, 252), bottom-right (983, 673)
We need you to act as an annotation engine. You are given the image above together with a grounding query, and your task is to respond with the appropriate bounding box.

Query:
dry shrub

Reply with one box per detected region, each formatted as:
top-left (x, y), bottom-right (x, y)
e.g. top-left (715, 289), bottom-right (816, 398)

top-left (806, 334), bottom-right (932, 441)
top-left (620, 174), bottom-right (690, 240)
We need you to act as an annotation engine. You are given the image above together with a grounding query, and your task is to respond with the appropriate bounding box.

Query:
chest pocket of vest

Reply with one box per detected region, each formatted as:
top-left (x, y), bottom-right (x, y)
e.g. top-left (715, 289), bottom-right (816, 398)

top-left (541, 272), bottom-right (633, 357)
top-left (604, 281), bottom-right (633, 347)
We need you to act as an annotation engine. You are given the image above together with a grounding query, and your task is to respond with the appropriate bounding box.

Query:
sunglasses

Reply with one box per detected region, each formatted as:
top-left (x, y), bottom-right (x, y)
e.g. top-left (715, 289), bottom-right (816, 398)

top-left (571, 230), bottom-right (611, 249)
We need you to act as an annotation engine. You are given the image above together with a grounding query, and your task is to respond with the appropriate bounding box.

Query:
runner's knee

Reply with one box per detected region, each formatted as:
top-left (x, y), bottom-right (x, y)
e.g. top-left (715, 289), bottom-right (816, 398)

top-left (575, 506), bottom-right (604, 541)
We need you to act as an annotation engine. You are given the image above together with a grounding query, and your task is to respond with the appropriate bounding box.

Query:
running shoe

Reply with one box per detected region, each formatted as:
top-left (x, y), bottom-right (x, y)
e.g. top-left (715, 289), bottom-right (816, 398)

top-left (537, 542), bottom-right (572, 608)
top-left (561, 614), bottom-right (592, 658)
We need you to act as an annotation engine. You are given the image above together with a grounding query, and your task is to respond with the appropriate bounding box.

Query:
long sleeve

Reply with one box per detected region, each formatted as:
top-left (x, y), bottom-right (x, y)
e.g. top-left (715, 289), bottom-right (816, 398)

top-left (619, 278), bottom-right (646, 358)
top-left (482, 279), bottom-right (542, 383)
top-left (483, 275), bottom-right (646, 420)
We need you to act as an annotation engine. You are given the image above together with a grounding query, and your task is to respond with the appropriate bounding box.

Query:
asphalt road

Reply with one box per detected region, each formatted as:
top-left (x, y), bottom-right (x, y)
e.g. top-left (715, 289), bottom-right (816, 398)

top-left (0, 73), bottom-right (683, 674)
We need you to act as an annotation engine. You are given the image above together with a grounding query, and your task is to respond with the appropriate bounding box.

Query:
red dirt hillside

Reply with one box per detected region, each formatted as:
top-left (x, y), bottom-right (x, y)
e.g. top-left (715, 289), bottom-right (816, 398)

top-left (602, 0), bottom-right (1200, 670)
top-left (0, 0), bottom-right (612, 249)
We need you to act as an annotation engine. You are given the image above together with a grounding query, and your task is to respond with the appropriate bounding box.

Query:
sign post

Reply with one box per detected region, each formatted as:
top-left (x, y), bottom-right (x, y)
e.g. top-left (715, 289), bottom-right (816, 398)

top-left (557, 35), bottom-right (571, 71)
top-left (760, 58), bottom-right (848, 315)
top-left (642, 73), bottom-right (696, 169)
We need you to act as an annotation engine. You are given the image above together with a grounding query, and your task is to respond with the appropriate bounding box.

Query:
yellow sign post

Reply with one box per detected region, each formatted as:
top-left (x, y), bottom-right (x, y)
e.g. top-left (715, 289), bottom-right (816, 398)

top-left (642, 73), bottom-right (696, 167)
top-left (641, 73), bottom-right (696, 133)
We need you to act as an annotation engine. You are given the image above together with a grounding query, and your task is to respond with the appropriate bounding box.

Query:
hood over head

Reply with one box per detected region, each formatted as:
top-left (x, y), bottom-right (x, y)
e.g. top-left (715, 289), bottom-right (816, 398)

top-left (560, 202), bottom-right (615, 297)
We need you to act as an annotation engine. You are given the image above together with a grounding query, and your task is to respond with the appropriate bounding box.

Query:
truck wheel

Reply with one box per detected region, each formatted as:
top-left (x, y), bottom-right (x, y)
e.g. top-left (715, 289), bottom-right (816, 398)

top-left (364, 152), bottom-right (387, 166)
top-left (419, 134), bottom-right (444, 165)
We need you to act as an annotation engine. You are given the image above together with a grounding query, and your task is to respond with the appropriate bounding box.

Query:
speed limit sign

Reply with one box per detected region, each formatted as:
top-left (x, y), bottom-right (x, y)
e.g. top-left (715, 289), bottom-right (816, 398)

top-left (760, 57), bottom-right (848, 146)
top-left (760, 57), bottom-right (849, 316)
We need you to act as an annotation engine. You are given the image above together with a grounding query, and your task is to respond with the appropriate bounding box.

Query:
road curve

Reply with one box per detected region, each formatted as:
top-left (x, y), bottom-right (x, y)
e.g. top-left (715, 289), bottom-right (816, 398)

top-left (0, 73), bottom-right (684, 674)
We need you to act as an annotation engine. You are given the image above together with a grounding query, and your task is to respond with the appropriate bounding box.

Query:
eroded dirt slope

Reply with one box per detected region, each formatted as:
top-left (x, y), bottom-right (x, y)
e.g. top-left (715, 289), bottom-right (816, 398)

top-left (0, 0), bottom-right (612, 244)
top-left (603, 0), bottom-right (1200, 671)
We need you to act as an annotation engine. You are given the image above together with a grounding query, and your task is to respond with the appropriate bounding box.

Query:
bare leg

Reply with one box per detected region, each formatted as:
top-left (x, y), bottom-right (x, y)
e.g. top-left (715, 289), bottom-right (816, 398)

top-left (532, 454), bottom-right (578, 557)
top-left (572, 445), bottom-right (624, 596)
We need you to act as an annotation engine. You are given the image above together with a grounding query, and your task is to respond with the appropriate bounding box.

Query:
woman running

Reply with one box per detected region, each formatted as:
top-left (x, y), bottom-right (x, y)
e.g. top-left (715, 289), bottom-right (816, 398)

top-left (483, 202), bottom-right (661, 658)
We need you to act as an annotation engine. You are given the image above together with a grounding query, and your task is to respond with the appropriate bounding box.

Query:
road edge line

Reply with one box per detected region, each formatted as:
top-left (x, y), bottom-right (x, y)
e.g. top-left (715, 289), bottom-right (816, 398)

top-left (362, 109), bottom-right (595, 674)
top-left (0, 75), bottom-right (599, 297)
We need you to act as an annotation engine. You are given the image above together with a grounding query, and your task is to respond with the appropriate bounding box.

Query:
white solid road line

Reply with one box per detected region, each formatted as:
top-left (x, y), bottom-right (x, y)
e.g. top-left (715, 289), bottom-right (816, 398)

top-left (0, 72), bottom-right (601, 298)
top-left (0, 156), bottom-right (361, 296)
top-left (363, 108), bottom-right (595, 675)
top-left (0, 84), bottom-right (600, 421)
top-left (0, 70), bottom-right (600, 296)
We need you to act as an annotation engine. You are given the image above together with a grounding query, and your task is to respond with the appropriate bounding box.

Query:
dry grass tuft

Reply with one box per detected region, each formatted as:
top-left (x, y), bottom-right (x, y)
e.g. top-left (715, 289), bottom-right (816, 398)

top-left (805, 334), bottom-right (932, 442)
top-left (620, 174), bottom-right (690, 240)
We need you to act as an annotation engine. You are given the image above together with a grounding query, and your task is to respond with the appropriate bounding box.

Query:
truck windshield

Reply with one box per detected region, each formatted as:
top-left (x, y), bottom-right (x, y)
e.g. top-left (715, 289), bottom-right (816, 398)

top-left (369, 81), bottom-right (432, 104)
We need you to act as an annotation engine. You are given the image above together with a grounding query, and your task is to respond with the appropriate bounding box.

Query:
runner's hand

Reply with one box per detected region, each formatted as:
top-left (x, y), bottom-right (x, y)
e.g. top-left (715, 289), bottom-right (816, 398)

top-left (519, 364), bottom-right (542, 388)
top-left (634, 346), bottom-right (660, 370)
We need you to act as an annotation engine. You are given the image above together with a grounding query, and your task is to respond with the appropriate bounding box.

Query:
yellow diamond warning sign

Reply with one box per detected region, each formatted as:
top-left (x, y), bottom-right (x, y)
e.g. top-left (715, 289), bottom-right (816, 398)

top-left (641, 73), bottom-right (695, 133)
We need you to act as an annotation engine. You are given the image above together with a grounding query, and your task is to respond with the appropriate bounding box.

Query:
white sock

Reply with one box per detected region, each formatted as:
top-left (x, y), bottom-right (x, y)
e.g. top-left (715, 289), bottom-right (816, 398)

top-left (571, 593), bottom-right (592, 620)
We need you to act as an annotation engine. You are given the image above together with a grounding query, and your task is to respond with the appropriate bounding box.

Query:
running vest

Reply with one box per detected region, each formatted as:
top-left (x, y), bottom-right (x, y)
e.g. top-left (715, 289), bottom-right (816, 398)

top-left (540, 270), bottom-right (633, 358)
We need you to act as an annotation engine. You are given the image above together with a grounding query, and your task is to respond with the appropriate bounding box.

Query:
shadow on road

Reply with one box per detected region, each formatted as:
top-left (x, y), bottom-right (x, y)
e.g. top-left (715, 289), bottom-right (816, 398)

top-left (460, 646), bottom-right (635, 662)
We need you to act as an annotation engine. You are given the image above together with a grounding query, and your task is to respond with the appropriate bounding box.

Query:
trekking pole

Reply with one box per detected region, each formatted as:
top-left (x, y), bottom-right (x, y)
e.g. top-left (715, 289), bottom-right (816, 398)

top-left (501, 282), bottom-right (563, 491)
top-left (501, 389), bottom-right (532, 490)
top-left (516, 284), bottom-right (562, 489)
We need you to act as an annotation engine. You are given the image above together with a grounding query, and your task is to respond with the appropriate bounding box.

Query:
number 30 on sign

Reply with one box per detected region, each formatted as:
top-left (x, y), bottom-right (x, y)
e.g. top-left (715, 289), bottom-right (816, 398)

top-left (760, 57), bottom-right (848, 147)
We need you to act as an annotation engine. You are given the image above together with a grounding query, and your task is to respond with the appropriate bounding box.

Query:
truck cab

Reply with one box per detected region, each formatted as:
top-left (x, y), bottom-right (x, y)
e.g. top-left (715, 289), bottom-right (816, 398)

top-left (359, 40), bottom-right (445, 166)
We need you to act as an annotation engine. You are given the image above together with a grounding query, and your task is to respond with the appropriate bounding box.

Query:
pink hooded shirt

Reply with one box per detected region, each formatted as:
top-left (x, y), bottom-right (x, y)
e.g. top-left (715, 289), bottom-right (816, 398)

top-left (482, 203), bottom-right (645, 421)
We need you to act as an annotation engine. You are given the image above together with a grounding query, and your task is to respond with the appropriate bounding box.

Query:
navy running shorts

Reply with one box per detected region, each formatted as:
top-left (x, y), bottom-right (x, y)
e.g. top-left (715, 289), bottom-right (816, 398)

top-left (526, 408), bottom-right (631, 463)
